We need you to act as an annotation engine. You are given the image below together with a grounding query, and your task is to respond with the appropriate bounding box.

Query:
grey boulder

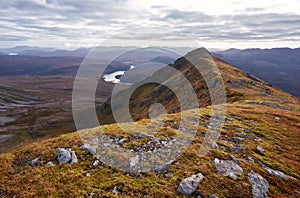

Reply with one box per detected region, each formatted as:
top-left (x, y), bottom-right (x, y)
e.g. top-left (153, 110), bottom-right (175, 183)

top-left (259, 161), bottom-right (293, 179)
top-left (57, 148), bottom-right (78, 164)
top-left (177, 173), bottom-right (204, 195)
top-left (214, 158), bottom-right (243, 180)
top-left (248, 171), bottom-right (269, 198)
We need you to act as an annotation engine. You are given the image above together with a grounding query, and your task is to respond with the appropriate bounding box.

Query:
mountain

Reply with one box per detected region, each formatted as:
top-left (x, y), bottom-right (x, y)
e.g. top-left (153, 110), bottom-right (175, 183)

top-left (0, 48), bottom-right (299, 197)
top-left (0, 46), bottom-right (54, 54)
top-left (0, 47), bottom-right (181, 76)
top-left (0, 46), bottom-right (88, 57)
top-left (212, 48), bottom-right (300, 97)
top-left (98, 48), bottom-right (297, 124)
top-left (19, 48), bottom-right (91, 57)
top-left (0, 55), bottom-right (83, 76)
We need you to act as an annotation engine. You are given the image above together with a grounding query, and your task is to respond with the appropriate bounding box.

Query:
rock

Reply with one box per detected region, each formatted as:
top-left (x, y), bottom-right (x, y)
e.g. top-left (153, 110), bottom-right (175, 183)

top-left (112, 186), bottom-right (119, 195)
top-left (257, 146), bottom-right (265, 154)
top-left (248, 171), bottom-right (269, 198)
top-left (211, 142), bottom-right (218, 149)
top-left (118, 138), bottom-right (127, 144)
top-left (230, 154), bottom-right (238, 164)
top-left (93, 160), bottom-right (99, 166)
top-left (80, 143), bottom-right (96, 155)
top-left (275, 145), bottom-right (282, 150)
top-left (208, 195), bottom-right (218, 198)
top-left (129, 155), bottom-right (139, 170)
top-left (214, 158), bottom-right (243, 179)
top-left (91, 138), bottom-right (98, 144)
top-left (243, 156), bottom-right (254, 163)
top-left (70, 150), bottom-right (78, 164)
top-left (230, 147), bottom-right (245, 152)
top-left (233, 137), bottom-right (245, 143)
top-left (45, 161), bottom-right (55, 167)
top-left (258, 161), bottom-right (293, 179)
top-left (274, 116), bottom-right (281, 120)
top-left (221, 146), bottom-right (226, 151)
top-left (28, 157), bottom-right (41, 166)
top-left (245, 129), bottom-right (253, 133)
top-left (86, 173), bottom-right (91, 177)
top-left (155, 160), bottom-right (174, 174)
top-left (177, 173), bottom-right (204, 195)
top-left (57, 148), bottom-right (71, 164)
top-left (235, 132), bottom-right (249, 137)
top-left (228, 172), bottom-right (237, 180)
top-left (57, 148), bottom-right (77, 164)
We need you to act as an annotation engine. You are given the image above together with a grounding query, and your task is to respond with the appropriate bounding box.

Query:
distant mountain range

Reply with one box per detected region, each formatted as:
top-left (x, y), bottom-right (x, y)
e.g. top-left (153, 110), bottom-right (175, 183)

top-left (0, 46), bottom-right (299, 97)
top-left (212, 48), bottom-right (300, 97)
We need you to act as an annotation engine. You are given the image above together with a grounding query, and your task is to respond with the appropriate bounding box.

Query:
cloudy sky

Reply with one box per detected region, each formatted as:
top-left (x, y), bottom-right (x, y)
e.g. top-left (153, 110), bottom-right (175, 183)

top-left (1, 0), bottom-right (300, 49)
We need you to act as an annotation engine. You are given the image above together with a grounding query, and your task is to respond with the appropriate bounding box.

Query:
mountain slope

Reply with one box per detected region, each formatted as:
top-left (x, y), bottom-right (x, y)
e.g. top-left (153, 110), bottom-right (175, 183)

top-left (98, 48), bottom-right (297, 124)
top-left (212, 48), bottom-right (300, 97)
top-left (0, 48), bottom-right (299, 197)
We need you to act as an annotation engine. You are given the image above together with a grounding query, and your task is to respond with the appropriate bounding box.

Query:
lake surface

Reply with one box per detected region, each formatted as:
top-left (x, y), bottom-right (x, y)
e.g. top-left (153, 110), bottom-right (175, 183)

top-left (103, 71), bottom-right (126, 83)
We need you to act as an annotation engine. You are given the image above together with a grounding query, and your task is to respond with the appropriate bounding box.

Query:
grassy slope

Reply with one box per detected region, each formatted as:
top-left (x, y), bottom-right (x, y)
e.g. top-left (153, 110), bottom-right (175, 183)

top-left (0, 100), bottom-right (299, 197)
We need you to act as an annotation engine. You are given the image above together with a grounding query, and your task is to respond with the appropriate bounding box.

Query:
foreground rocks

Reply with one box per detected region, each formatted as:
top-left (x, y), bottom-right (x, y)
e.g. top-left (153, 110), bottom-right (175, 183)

top-left (248, 171), bottom-right (269, 198)
top-left (57, 148), bottom-right (78, 164)
top-left (214, 158), bottom-right (243, 180)
top-left (258, 161), bottom-right (293, 179)
top-left (28, 157), bottom-right (41, 166)
top-left (80, 143), bottom-right (97, 155)
top-left (177, 173), bottom-right (204, 195)
top-left (257, 146), bottom-right (265, 154)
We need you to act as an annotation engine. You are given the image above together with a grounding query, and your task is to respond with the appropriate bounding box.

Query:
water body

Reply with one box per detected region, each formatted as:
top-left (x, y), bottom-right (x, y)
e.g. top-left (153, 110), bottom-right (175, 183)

top-left (103, 65), bottom-right (135, 83)
top-left (103, 71), bottom-right (126, 83)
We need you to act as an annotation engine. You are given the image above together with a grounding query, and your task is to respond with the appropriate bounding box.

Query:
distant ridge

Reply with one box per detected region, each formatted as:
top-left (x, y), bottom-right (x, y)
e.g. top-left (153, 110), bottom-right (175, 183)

top-left (212, 47), bottom-right (300, 97)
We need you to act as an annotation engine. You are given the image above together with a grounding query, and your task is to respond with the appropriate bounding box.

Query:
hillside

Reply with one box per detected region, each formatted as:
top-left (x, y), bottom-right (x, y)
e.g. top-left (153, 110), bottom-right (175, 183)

top-left (212, 48), bottom-right (300, 97)
top-left (0, 48), bottom-right (299, 197)
top-left (98, 48), bottom-right (297, 124)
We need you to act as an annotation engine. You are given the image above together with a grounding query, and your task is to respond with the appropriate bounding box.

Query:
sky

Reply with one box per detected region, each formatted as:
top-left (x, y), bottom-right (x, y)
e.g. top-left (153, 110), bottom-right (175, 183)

top-left (1, 0), bottom-right (300, 49)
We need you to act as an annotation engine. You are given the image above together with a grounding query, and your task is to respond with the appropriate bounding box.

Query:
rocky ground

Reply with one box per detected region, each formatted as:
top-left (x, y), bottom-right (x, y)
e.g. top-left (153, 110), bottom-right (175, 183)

top-left (0, 101), bottom-right (299, 197)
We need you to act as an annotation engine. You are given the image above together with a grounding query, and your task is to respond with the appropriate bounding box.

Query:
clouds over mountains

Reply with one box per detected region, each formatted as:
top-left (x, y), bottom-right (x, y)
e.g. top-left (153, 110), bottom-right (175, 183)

top-left (1, 0), bottom-right (300, 48)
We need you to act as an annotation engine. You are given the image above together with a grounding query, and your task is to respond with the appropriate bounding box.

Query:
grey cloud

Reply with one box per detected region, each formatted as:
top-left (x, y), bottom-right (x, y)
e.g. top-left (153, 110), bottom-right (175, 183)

top-left (0, 35), bottom-right (29, 41)
top-left (163, 10), bottom-right (214, 23)
top-left (244, 8), bottom-right (266, 12)
top-left (0, 0), bottom-right (300, 47)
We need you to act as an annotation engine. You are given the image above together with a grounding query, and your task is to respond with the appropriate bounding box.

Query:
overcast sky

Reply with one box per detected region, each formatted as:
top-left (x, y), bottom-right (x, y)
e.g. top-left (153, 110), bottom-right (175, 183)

top-left (1, 0), bottom-right (300, 49)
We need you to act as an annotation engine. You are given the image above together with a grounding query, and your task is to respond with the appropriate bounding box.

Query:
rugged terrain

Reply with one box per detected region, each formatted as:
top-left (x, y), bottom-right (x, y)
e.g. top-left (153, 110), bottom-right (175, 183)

top-left (212, 48), bottom-right (300, 97)
top-left (0, 48), bottom-right (299, 197)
